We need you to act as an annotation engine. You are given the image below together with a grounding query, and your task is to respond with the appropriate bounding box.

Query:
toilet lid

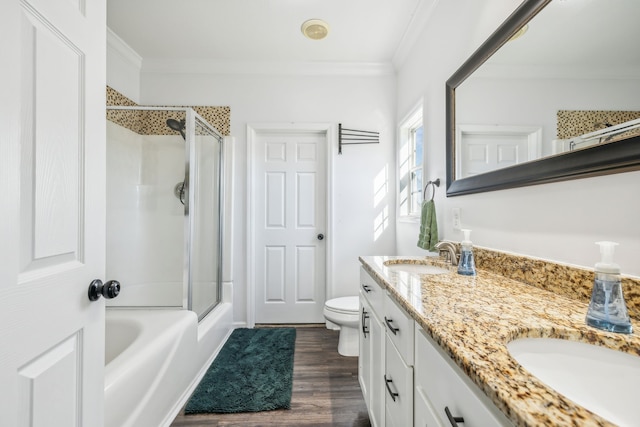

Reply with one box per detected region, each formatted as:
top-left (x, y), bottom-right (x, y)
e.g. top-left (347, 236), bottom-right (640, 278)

top-left (325, 296), bottom-right (359, 314)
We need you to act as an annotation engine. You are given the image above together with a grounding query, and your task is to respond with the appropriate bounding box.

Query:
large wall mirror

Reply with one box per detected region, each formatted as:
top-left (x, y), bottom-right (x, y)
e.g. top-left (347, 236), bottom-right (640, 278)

top-left (446, 0), bottom-right (640, 196)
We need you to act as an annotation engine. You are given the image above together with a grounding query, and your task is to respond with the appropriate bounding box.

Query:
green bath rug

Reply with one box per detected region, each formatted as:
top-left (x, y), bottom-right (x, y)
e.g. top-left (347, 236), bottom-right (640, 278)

top-left (185, 327), bottom-right (296, 414)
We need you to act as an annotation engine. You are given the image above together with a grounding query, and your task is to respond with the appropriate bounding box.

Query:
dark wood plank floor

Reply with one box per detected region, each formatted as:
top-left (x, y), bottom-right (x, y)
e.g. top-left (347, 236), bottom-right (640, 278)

top-left (170, 326), bottom-right (371, 427)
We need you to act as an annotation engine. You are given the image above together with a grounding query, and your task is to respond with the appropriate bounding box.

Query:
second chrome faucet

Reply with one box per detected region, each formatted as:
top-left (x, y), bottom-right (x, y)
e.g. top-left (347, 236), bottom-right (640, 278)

top-left (434, 241), bottom-right (459, 266)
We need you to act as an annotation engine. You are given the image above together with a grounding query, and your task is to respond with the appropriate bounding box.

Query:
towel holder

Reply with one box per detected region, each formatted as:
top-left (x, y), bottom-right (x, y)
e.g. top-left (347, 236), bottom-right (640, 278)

top-left (423, 178), bottom-right (440, 201)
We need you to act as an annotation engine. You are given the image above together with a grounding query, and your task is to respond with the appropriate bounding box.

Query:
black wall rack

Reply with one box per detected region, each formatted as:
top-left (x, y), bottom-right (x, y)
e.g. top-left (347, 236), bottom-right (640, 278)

top-left (338, 123), bottom-right (380, 154)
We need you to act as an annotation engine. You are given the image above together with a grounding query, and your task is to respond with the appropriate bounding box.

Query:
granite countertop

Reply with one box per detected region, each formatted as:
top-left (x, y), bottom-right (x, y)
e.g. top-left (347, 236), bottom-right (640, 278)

top-left (359, 255), bottom-right (640, 427)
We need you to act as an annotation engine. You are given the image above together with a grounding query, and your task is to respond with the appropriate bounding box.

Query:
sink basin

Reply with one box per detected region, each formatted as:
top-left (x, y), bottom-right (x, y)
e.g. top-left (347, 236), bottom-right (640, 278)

top-left (383, 261), bottom-right (449, 275)
top-left (507, 337), bottom-right (640, 426)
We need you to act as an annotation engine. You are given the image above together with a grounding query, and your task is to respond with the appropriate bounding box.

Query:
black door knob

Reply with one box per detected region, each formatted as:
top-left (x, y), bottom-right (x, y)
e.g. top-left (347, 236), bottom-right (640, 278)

top-left (317, 233), bottom-right (324, 241)
top-left (88, 279), bottom-right (121, 301)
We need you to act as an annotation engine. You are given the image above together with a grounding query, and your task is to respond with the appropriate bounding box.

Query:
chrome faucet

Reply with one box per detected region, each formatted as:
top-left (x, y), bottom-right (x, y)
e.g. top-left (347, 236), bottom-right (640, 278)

top-left (435, 241), bottom-right (459, 266)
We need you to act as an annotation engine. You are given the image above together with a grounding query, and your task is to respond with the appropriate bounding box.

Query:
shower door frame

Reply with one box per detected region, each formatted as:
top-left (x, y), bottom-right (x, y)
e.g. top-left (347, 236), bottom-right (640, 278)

top-left (185, 108), bottom-right (225, 320)
top-left (105, 106), bottom-right (225, 320)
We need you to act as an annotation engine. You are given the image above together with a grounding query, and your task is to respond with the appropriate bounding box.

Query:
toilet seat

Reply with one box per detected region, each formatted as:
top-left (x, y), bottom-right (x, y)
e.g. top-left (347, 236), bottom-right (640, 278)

top-left (324, 296), bottom-right (359, 315)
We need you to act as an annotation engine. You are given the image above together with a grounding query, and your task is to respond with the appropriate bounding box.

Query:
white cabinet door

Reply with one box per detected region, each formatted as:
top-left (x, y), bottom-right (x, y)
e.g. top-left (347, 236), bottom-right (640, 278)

top-left (385, 335), bottom-right (413, 427)
top-left (369, 303), bottom-right (385, 427)
top-left (384, 295), bottom-right (415, 365)
top-left (415, 326), bottom-right (513, 427)
top-left (0, 0), bottom-right (106, 426)
top-left (359, 296), bottom-right (372, 407)
top-left (415, 386), bottom-right (445, 427)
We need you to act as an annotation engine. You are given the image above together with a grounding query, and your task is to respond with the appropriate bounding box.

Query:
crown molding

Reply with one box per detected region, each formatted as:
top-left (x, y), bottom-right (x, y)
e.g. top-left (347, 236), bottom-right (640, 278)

top-left (141, 58), bottom-right (395, 77)
top-left (107, 27), bottom-right (143, 70)
top-left (392, 0), bottom-right (440, 69)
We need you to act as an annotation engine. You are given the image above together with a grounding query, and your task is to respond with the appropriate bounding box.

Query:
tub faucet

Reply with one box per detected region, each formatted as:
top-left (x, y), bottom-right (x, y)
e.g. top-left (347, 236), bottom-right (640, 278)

top-left (435, 241), bottom-right (459, 266)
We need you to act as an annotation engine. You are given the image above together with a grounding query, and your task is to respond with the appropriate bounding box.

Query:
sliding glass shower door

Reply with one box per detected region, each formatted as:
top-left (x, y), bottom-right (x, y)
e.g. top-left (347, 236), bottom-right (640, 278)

top-left (106, 107), bottom-right (224, 321)
top-left (187, 111), bottom-right (224, 320)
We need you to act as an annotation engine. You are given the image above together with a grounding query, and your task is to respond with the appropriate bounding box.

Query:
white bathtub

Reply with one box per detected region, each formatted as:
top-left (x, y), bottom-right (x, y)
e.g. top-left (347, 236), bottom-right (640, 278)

top-left (104, 309), bottom-right (198, 427)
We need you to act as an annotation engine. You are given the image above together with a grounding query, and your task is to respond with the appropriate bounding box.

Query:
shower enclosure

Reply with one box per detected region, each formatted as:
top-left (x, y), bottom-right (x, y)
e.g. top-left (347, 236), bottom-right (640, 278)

top-left (105, 107), bottom-right (224, 320)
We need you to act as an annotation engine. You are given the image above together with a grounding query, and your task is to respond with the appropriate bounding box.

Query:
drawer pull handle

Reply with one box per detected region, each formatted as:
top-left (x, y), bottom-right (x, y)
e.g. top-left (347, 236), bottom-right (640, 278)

top-left (384, 374), bottom-right (399, 402)
top-left (384, 316), bottom-right (399, 335)
top-left (444, 407), bottom-right (464, 426)
top-left (361, 308), bottom-right (369, 338)
top-left (361, 284), bottom-right (371, 293)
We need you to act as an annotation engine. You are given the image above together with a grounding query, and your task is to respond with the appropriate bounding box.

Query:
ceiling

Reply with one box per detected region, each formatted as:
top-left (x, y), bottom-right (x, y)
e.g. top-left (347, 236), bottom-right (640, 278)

top-left (107, 0), bottom-right (436, 67)
top-left (477, 0), bottom-right (640, 78)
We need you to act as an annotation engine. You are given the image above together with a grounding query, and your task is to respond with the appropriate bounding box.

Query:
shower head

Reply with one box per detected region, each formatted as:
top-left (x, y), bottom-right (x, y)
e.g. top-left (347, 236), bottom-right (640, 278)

top-left (166, 118), bottom-right (186, 140)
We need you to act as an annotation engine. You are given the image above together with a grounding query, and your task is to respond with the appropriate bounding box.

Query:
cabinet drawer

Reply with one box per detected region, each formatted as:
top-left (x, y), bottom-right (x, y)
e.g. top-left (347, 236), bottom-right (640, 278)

top-left (385, 334), bottom-right (413, 427)
top-left (415, 386), bottom-right (444, 427)
top-left (360, 267), bottom-right (384, 314)
top-left (415, 326), bottom-right (513, 427)
top-left (384, 295), bottom-right (414, 365)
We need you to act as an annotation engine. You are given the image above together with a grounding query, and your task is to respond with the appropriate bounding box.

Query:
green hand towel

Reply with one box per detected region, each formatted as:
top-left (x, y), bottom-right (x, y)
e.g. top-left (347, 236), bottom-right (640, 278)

top-left (417, 199), bottom-right (439, 251)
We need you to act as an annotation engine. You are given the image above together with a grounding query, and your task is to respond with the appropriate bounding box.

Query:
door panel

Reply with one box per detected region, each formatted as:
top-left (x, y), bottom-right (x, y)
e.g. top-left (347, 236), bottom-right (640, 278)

top-left (20, 7), bottom-right (84, 274)
top-left (0, 0), bottom-right (106, 426)
top-left (296, 173), bottom-right (316, 227)
top-left (265, 246), bottom-right (286, 301)
top-left (254, 131), bottom-right (327, 323)
top-left (266, 172), bottom-right (286, 227)
top-left (18, 333), bottom-right (81, 427)
top-left (295, 246), bottom-right (316, 301)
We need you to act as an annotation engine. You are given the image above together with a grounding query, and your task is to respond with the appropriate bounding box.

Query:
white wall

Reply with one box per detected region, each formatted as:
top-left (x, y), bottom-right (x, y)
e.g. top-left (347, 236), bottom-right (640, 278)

top-left (396, 0), bottom-right (640, 277)
top-left (107, 28), bottom-right (142, 103)
top-left (458, 77), bottom-right (640, 157)
top-left (139, 70), bottom-right (398, 324)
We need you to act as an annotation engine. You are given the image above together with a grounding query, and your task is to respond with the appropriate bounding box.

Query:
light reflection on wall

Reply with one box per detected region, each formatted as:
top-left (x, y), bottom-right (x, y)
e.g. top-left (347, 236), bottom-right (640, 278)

top-left (374, 164), bottom-right (389, 241)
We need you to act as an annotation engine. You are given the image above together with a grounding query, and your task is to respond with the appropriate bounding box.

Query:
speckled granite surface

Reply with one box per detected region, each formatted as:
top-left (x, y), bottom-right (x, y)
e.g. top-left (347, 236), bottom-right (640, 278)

top-left (473, 247), bottom-right (640, 322)
top-left (360, 255), bottom-right (640, 427)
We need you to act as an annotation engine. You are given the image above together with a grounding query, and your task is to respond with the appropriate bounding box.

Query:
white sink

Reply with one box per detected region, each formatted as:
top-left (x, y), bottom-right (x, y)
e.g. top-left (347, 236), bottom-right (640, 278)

top-left (507, 337), bottom-right (640, 426)
top-left (383, 262), bottom-right (449, 275)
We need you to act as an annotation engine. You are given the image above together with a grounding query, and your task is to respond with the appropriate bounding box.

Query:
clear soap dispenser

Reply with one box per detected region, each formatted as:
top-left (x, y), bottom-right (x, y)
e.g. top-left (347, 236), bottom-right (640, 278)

top-left (457, 229), bottom-right (476, 276)
top-left (585, 241), bottom-right (632, 334)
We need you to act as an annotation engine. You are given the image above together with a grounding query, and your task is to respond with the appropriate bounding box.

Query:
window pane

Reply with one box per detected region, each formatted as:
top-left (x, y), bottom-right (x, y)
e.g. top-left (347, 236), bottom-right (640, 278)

top-left (410, 168), bottom-right (423, 214)
top-left (414, 125), bottom-right (423, 167)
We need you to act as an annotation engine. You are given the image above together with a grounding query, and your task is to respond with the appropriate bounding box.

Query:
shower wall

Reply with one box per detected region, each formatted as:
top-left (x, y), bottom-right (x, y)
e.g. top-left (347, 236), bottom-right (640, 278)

top-left (106, 120), bottom-right (186, 307)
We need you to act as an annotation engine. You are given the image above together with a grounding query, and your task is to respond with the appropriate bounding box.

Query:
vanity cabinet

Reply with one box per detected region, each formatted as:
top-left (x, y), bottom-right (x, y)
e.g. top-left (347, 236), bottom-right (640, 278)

top-left (383, 295), bottom-right (415, 427)
top-left (359, 268), bottom-right (385, 427)
top-left (415, 325), bottom-right (513, 427)
top-left (360, 267), bottom-right (416, 427)
top-left (360, 267), bottom-right (513, 427)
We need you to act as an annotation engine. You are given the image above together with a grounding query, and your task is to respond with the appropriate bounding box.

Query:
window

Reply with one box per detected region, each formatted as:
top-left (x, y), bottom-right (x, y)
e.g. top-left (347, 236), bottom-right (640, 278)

top-left (398, 106), bottom-right (424, 218)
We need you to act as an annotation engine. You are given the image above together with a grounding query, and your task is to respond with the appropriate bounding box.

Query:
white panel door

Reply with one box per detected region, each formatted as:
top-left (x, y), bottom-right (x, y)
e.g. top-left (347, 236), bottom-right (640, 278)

top-left (460, 133), bottom-right (528, 177)
top-left (456, 125), bottom-right (541, 178)
top-left (0, 0), bottom-right (106, 426)
top-left (254, 131), bottom-right (327, 323)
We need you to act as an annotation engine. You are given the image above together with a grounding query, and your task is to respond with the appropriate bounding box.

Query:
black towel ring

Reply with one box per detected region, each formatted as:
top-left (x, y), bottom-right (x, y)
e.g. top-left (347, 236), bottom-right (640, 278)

top-left (423, 178), bottom-right (441, 201)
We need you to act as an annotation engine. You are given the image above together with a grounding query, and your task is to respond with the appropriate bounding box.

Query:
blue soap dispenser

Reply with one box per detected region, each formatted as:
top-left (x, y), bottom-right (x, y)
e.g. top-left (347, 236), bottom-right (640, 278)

top-left (585, 241), bottom-right (632, 334)
top-left (457, 229), bottom-right (476, 276)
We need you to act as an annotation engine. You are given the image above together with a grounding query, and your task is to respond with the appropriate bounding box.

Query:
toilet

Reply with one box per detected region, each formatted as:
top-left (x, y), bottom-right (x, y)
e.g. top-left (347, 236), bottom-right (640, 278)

top-left (323, 296), bottom-right (360, 357)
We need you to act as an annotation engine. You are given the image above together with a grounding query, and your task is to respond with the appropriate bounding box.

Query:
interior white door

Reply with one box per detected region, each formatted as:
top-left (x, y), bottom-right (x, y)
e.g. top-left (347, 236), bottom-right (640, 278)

top-left (0, 0), bottom-right (106, 426)
top-left (457, 125), bottom-right (541, 178)
top-left (254, 130), bottom-right (327, 323)
top-left (460, 133), bottom-right (529, 177)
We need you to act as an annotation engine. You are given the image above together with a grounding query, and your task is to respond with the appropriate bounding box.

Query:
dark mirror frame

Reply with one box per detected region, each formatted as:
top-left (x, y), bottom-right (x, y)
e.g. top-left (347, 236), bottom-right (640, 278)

top-left (445, 0), bottom-right (640, 196)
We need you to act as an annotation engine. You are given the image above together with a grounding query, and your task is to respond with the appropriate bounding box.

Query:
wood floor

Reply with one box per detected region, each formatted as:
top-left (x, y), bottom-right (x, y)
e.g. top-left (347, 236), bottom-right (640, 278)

top-left (170, 326), bottom-right (371, 427)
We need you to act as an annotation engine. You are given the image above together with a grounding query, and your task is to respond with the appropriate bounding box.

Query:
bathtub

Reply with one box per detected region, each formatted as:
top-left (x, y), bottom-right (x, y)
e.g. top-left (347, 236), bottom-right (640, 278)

top-left (104, 309), bottom-right (198, 427)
